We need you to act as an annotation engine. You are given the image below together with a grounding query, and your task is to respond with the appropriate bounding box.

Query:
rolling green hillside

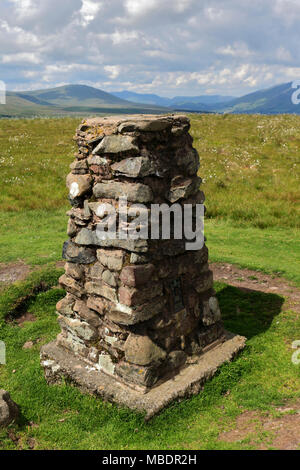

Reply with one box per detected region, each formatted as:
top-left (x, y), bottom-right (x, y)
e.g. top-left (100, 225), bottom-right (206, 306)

top-left (0, 93), bottom-right (65, 118)
top-left (22, 84), bottom-right (149, 108)
top-left (209, 82), bottom-right (300, 114)
top-left (114, 83), bottom-right (300, 114)
top-left (0, 85), bottom-right (167, 118)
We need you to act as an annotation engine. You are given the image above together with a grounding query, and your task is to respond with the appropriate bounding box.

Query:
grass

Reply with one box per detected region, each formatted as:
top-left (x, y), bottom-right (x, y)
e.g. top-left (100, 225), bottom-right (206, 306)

top-left (0, 114), bottom-right (299, 449)
top-left (205, 220), bottom-right (300, 286)
top-left (1, 113), bottom-right (299, 227)
top-left (0, 209), bottom-right (67, 265)
top-left (0, 269), bottom-right (299, 450)
top-left (190, 113), bottom-right (300, 228)
top-left (0, 117), bottom-right (78, 211)
top-left (0, 211), bottom-right (299, 286)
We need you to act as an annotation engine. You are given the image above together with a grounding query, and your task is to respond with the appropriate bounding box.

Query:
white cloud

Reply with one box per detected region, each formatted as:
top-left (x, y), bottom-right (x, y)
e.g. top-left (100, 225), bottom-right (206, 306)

top-left (1, 0), bottom-right (300, 96)
top-left (2, 52), bottom-right (40, 64)
top-left (80, 0), bottom-right (102, 26)
top-left (276, 46), bottom-right (293, 62)
top-left (104, 65), bottom-right (121, 79)
top-left (125, 0), bottom-right (158, 17)
top-left (217, 42), bottom-right (254, 58)
top-left (8, 0), bottom-right (37, 19)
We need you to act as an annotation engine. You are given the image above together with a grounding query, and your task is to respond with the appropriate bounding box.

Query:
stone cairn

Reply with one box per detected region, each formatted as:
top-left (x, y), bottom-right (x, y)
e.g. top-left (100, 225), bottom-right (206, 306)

top-left (41, 115), bottom-right (245, 412)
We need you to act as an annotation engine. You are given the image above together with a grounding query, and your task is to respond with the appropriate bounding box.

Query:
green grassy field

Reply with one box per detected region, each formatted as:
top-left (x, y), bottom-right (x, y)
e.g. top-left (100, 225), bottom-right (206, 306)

top-left (0, 268), bottom-right (299, 450)
top-left (0, 114), bottom-right (299, 450)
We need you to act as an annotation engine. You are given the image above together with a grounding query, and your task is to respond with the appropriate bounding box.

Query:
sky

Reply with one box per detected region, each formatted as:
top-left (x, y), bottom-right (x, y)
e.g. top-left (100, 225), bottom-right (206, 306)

top-left (0, 0), bottom-right (300, 97)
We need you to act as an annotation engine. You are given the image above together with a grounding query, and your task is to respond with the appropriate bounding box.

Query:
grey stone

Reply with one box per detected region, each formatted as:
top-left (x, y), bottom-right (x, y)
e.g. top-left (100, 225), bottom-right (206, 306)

top-left (87, 154), bottom-right (109, 166)
top-left (125, 334), bottom-right (166, 366)
top-left (102, 270), bottom-right (117, 287)
top-left (166, 176), bottom-right (201, 203)
top-left (41, 332), bottom-right (246, 418)
top-left (93, 181), bottom-right (153, 203)
top-left (175, 148), bottom-right (200, 175)
top-left (130, 253), bottom-right (149, 264)
top-left (118, 119), bottom-right (171, 133)
top-left (73, 300), bottom-right (101, 329)
top-left (88, 347), bottom-right (100, 364)
top-left (58, 316), bottom-right (98, 342)
top-left (0, 390), bottom-right (19, 427)
top-left (202, 297), bottom-right (222, 326)
top-left (83, 200), bottom-right (92, 218)
top-left (97, 249), bottom-right (124, 271)
top-left (111, 157), bottom-right (154, 178)
top-left (85, 281), bottom-right (118, 303)
top-left (62, 241), bottom-right (96, 264)
top-left (70, 160), bottom-right (88, 172)
top-left (67, 208), bottom-right (91, 222)
top-left (57, 332), bottom-right (88, 357)
top-left (115, 361), bottom-right (158, 388)
top-left (74, 228), bottom-right (96, 246)
top-left (56, 294), bottom-right (76, 317)
top-left (96, 237), bottom-right (148, 253)
top-left (67, 218), bottom-right (78, 237)
top-left (59, 274), bottom-right (84, 297)
top-left (74, 228), bottom-right (148, 252)
top-left (93, 135), bottom-right (138, 155)
top-left (98, 354), bottom-right (115, 375)
top-left (88, 262), bottom-right (104, 280)
top-left (65, 262), bottom-right (84, 281)
top-left (107, 297), bottom-right (166, 325)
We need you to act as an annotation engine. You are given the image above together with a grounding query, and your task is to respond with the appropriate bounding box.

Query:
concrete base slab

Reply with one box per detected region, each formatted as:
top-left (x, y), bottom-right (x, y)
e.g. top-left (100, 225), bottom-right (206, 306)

top-left (40, 331), bottom-right (246, 419)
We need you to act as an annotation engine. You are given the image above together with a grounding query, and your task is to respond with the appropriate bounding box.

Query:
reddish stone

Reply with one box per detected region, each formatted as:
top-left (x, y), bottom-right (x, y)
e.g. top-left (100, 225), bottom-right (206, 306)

top-left (194, 271), bottom-right (214, 294)
top-left (118, 283), bottom-right (162, 306)
top-left (119, 264), bottom-right (155, 287)
top-left (86, 296), bottom-right (107, 315)
top-left (73, 300), bottom-right (101, 329)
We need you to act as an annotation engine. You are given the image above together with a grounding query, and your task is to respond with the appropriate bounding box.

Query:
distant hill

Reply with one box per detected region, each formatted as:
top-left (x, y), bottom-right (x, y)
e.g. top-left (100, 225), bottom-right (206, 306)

top-left (0, 84), bottom-right (167, 118)
top-left (213, 82), bottom-right (300, 114)
top-left (113, 90), bottom-right (235, 109)
top-left (114, 83), bottom-right (300, 114)
top-left (2, 82), bottom-right (300, 118)
top-left (99, 90), bottom-right (171, 107)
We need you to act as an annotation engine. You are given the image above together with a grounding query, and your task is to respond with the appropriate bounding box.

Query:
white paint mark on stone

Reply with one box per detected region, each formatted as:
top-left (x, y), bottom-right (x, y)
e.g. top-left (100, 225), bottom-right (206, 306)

top-left (70, 182), bottom-right (80, 198)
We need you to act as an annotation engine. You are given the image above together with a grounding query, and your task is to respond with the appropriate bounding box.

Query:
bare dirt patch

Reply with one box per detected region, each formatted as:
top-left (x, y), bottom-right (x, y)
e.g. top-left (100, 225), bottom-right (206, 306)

top-left (0, 262), bottom-right (31, 285)
top-left (0, 260), bottom-right (64, 289)
top-left (211, 262), bottom-right (300, 315)
top-left (15, 312), bottom-right (37, 327)
top-left (219, 400), bottom-right (300, 450)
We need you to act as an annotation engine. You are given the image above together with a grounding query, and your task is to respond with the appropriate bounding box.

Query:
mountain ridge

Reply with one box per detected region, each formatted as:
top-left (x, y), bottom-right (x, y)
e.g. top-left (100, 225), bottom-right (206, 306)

top-left (1, 84), bottom-right (168, 118)
top-left (1, 82), bottom-right (300, 118)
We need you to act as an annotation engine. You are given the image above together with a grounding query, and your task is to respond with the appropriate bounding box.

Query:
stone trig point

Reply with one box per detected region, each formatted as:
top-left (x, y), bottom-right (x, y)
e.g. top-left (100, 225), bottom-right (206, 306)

top-left (41, 114), bottom-right (245, 418)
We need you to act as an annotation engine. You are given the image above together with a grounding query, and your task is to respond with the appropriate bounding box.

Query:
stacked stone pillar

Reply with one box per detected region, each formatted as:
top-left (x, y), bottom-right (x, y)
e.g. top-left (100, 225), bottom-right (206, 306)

top-left (41, 115), bottom-right (245, 413)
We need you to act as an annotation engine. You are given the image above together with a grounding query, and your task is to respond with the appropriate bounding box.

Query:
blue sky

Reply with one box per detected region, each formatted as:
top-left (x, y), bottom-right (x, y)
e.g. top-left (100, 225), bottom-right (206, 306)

top-left (0, 0), bottom-right (299, 96)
